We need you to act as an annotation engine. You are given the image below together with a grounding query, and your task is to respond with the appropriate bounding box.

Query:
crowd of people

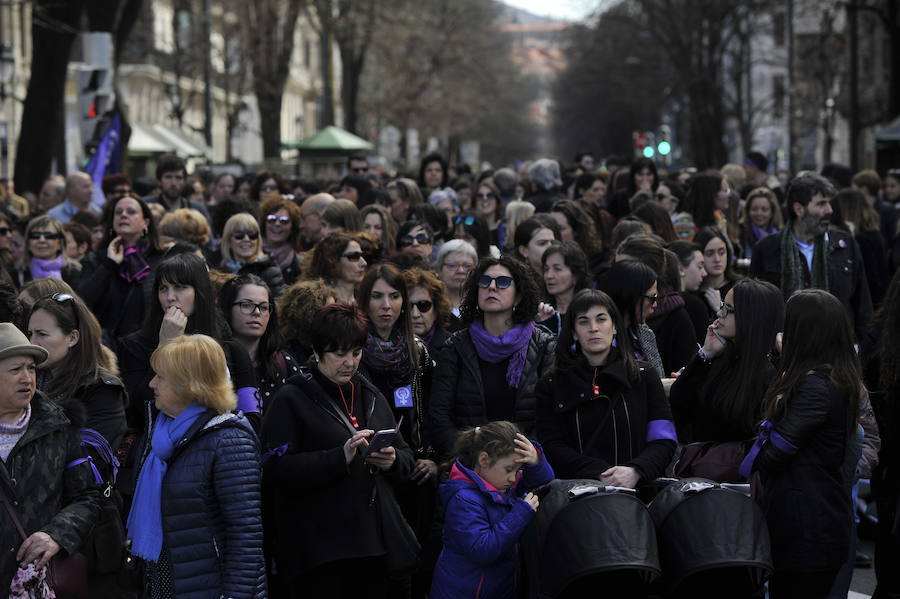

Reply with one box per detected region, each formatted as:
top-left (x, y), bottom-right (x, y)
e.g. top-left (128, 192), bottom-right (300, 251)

top-left (0, 150), bottom-right (898, 599)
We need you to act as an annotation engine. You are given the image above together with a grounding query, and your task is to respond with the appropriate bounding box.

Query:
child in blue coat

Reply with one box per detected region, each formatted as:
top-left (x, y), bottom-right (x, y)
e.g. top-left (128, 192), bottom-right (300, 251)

top-left (430, 421), bottom-right (555, 599)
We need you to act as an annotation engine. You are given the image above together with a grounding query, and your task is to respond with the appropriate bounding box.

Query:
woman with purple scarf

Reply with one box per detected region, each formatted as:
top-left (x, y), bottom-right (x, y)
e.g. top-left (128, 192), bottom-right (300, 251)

top-left (78, 195), bottom-right (165, 339)
top-left (427, 255), bottom-right (556, 457)
top-left (739, 187), bottom-right (783, 260)
top-left (14, 215), bottom-right (81, 289)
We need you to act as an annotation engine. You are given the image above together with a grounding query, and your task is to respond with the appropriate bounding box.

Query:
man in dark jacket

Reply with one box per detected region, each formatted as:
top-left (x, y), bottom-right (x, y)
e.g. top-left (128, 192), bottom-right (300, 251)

top-left (750, 172), bottom-right (872, 341)
top-left (143, 154), bottom-right (210, 220)
top-left (525, 159), bottom-right (566, 213)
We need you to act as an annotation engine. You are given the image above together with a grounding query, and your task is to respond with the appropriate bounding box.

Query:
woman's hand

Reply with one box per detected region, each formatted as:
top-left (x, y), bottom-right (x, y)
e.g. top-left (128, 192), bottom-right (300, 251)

top-left (410, 458), bottom-right (438, 485)
top-left (522, 492), bottom-right (540, 512)
top-left (366, 446), bottom-right (396, 471)
top-left (702, 287), bottom-right (721, 313)
top-left (535, 302), bottom-right (556, 322)
top-left (514, 433), bottom-right (539, 465)
top-left (343, 429), bottom-right (373, 464)
top-left (17, 532), bottom-right (60, 569)
top-left (702, 323), bottom-right (727, 359)
top-left (107, 236), bottom-right (124, 264)
top-left (600, 465), bottom-right (641, 489)
top-left (158, 306), bottom-right (188, 345)
top-left (774, 332), bottom-right (783, 354)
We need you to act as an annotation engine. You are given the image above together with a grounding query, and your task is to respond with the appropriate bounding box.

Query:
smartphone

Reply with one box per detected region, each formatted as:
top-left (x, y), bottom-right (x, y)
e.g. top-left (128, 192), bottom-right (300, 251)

top-left (364, 416), bottom-right (403, 457)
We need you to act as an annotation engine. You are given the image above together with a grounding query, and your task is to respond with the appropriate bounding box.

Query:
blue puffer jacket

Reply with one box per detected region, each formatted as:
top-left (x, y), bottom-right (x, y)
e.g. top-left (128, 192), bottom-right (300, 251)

top-left (430, 444), bottom-right (554, 599)
top-left (140, 408), bottom-right (267, 598)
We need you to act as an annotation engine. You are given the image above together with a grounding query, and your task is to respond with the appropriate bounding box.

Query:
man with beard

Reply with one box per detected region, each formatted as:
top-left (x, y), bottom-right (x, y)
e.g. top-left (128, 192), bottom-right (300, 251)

top-left (750, 171), bottom-right (872, 340)
top-left (143, 154), bottom-right (210, 220)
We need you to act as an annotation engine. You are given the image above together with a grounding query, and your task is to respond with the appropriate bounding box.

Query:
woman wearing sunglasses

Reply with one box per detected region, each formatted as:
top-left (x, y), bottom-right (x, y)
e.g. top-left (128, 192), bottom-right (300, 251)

top-left (218, 212), bottom-right (285, 297)
top-left (27, 291), bottom-right (128, 596)
top-left (427, 255), bottom-right (555, 456)
top-left (14, 215), bottom-right (81, 288)
top-left (474, 180), bottom-right (507, 248)
top-left (404, 267), bottom-right (453, 353)
top-left (260, 195), bottom-right (304, 285)
top-left (396, 220), bottom-right (435, 265)
top-left (305, 233), bottom-right (368, 304)
top-left (220, 274), bottom-right (299, 413)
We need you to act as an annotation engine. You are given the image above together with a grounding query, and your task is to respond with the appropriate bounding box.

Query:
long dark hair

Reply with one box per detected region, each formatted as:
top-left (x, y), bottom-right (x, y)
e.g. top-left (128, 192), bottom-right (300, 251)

top-left (700, 279), bottom-right (784, 436)
top-left (219, 274), bottom-right (283, 380)
top-left (99, 195), bottom-right (160, 253)
top-left (555, 289), bottom-right (639, 384)
top-left (694, 226), bottom-right (741, 286)
top-left (597, 259), bottom-right (656, 329)
top-left (878, 268), bottom-right (900, 390)
top-left (763, 289), bottom-right (861, 429)
top-left (459, 255), bottom-right (540, 326)
top-left (142, 253), bottom-right (221, 344)
top-left (550, 200), bottom-right (602, 255)
top-left (357, 263), bottom-right (419, 366)
top-left (541, 241), bottom-right (592, 302)
top-left (682, 170), bottom-right (723, 228)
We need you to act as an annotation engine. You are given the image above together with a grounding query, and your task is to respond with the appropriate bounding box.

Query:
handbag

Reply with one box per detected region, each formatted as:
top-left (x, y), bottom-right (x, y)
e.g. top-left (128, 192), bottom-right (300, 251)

top-left (0, 483), bottom-right (89, 599)
top-left (674, 440), bottom-right (751, 483)
top-left (373, 474), bottom-right (421, 577)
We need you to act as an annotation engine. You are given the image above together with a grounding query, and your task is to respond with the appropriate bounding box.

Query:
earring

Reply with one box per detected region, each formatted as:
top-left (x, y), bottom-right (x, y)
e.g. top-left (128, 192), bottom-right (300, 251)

top-left (142, 227), bottom-right (148, 237)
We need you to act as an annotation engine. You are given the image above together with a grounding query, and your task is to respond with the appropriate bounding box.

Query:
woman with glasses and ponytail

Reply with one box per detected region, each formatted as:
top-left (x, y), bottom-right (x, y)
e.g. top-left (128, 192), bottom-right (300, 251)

top-left (218, 212), bottom-right (285, 297)
top-left (427, 255), bottom-right (555, 457)
top-left (27, 291), bottom-right (128, 597)
top-left (534, 289), bottom-right (676, 487)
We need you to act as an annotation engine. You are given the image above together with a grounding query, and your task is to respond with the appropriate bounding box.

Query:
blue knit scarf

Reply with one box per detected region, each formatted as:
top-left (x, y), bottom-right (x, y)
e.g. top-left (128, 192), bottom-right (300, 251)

top-left (126, 403), bottom-right (207, 561)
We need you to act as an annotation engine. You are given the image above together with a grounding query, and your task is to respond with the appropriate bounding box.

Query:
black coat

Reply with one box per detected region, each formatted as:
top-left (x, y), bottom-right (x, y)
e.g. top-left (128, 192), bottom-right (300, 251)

top-left (681, 291), bottom-right (710, 344)
top-left (426, 326), bottom-right (556, 456)
top-left (749, 370), bottom-right (855, 573)
top-left (78, 250), bottom-right (164, 339)
top-left (261, 367), bottom-right (415, 576)
top-left (534, 358), bottom-right (676, 482)
top-left (749, 229), bottom-right (873, 341)
top-left (217, 256), bottom-right (285, 298)
top-left (647, 298), bottom-right (697, 375)
top-left (855, 228), bottom-right (888, 306)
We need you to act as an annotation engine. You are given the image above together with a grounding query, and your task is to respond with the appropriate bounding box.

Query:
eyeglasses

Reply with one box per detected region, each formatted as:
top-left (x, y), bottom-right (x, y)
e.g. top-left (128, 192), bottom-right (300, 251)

top-left (656, 193), bottom-right (674, 202)
top-left (50, 293), bottom-right (79, 327)
top-left (411, 300), bottom-right (433, 313)
top-left (442, 261), bottom-right (473, 272)
top-left (28, 231), bottom-right (63, 241)
top-left (351, 167), bottom-right (368, 174)
top-left (260, 184), bottom-right (279, 192)
top-left (399, 233), bottom-right (431, 247)
top-left (644, 293), bottom-right (658, 304)
top-left (342, 251), bottom-right (365, 262)
top-left (266, 214), bottom-right (291, 225)
top-left (232, 300), bottom-right (273, 315)
top-left (232, 231), bottom-right (259, 241)
top-left (475, 192), bottom-right (496, 200)
top-left (454, 215), bottom-right (476, 226)
top-left (0, 227), bottom-right (10, 236)
top-left (477, 275), bottom-right (514, 289)
top-left (718, 301), bottom-right (735, 317)
top-left (718, 187), bottom-right (732, 197)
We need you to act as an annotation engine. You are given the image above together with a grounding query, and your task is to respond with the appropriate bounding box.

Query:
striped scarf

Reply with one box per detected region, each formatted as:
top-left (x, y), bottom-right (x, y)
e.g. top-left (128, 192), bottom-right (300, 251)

top-left (779, 227), bottom-right (829, 299)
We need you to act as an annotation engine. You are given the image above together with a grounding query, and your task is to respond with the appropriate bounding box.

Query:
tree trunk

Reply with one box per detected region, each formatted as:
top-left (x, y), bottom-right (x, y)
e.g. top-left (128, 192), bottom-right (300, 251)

top-left (14, 0), bottom-right (85, 195)
top-left (319, 16), bottom-right (335, 128)
top-left (257, 90), bottom-right (283, 159)
top-left (341, 57), bottom-right (361, 134)
top-left (687, 79), bottom-right (728, 169)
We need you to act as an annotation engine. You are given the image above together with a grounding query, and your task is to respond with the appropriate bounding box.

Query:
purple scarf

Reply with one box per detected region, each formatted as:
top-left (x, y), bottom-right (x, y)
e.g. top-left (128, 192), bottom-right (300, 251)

top-left (30, 255), bottom-right (66, 280)
top-left (422, 323), bottom-right (438, 345)
top-left (469, 320), bottom-right (535, 389)
top-left (121, 244), bottom-right (152, 283)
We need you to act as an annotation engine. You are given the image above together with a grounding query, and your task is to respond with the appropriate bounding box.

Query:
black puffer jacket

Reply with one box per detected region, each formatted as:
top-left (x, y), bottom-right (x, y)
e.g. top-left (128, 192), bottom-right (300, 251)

top-left (534, 357), bottom-right (676, 482)
top-left (0, 393), bottom-right (100, 591)
top-left (748, 369), bottom-right (855, 574)
top-left (426, 326), bottom-right (556, 456)
top-left (218, 256), bottom-right (285, 298)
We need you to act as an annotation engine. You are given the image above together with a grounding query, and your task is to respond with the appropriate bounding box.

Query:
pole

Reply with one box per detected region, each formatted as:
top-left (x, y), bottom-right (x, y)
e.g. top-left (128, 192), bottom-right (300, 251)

top-left (848, 0), bottom-right (859, 171)
top-left (202, 0), bottom-right (213, 151)
top-left (787, 0), bottom-right (795, 174)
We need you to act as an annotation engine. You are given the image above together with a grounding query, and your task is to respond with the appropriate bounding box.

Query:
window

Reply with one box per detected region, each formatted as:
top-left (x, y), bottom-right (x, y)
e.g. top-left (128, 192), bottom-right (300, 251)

top-left (153, 1), bottom-right (175, 53)
top-left (772, 11), bottom-right (785, 48)
top-left (176, 10), bottom-right (191, 50)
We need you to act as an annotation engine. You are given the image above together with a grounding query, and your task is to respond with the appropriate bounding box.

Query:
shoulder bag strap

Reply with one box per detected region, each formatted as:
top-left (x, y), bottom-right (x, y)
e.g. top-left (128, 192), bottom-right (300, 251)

top-left (0, 478), bottom-right (28, 541)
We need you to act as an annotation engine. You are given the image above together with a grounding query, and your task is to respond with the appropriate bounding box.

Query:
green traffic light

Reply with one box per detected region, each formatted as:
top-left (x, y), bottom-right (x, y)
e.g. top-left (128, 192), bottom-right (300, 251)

top-left (657, 141), bottom-right (671, 155)
top-left (642, 146), bottom-right (655, 158)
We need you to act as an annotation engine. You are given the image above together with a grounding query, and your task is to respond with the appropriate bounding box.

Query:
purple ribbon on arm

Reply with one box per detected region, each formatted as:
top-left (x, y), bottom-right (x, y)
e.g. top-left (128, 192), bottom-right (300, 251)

top-left (739, 419), bottom-right (799, 480)
top-left (645, 419), bottom-right (677, 442)
top-left (236, 386), bottom-right (260, 413)
top-left (66, 455), bottom-right (103, 485)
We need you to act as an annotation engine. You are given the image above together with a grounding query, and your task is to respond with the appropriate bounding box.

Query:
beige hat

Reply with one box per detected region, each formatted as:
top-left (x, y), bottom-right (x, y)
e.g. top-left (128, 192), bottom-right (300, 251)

top-left (0, 322), bottom-right (48, 364)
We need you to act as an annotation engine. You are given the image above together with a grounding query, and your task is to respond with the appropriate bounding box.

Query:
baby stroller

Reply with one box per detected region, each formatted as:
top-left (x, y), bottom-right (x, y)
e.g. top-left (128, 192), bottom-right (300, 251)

top-left (524, 479), bottom-right (661, 599)
top-left (648, 478), bottom-right (772, 598)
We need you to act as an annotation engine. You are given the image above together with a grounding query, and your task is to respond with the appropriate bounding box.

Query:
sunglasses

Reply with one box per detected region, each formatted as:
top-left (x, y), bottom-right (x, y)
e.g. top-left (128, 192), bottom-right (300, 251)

top-left (411, 300), bottom-right (433, 313)
top-left (351, 167), bottom-right (368, 174)
top-left (50, 293), bottom-right (79, 327)
top-left (29, 231), bottom-right (63, 240)
top-left (475, 192), bottom-right (496, 200)
top-left (0, 227), bottom-right (10, 236)
top-left (342, 251), bottom-right (365, 262)
top-left (454, 215), bottom-right (476, 226)
top-left (260, 184), bottom-right (279, 192)
top-left (718, 301), bottom-right (736, 316)
top-left (399, 233), bottom-right (431, 247)
top-left (233, 300), bottom-right (273, 315)
top-left (477, 275), bottom-right (513, 289)
top-left (232, 231), bottom-right (260, 241)
top-left (266, 214), bottom-right (291, 225)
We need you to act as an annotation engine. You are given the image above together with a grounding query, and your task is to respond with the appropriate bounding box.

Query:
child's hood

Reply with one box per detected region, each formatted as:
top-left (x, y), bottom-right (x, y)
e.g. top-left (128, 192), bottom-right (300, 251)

top-left (439, 459), bottom-right (520, 507)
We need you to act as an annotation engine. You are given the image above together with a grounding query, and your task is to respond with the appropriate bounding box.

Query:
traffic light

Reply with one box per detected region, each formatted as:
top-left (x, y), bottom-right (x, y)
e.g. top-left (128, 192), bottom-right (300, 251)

top-left (642, 145), bottom-right (655, 158)
top-left (75, 33), bottom-right (115, 148)
top-left (657, 141), bottom-right (671, 156)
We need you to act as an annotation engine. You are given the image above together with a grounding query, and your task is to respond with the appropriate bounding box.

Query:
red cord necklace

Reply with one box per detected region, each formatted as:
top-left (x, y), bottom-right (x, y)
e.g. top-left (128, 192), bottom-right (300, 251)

top-left (591, 368), bottom-right (600, 397)
top-left (338, 381), bottom-right (359, 428)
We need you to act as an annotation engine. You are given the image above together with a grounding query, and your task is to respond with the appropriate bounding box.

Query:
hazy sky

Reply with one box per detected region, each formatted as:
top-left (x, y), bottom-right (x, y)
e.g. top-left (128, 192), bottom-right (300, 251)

top-left (501, 0), bottom-right (599, 21)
